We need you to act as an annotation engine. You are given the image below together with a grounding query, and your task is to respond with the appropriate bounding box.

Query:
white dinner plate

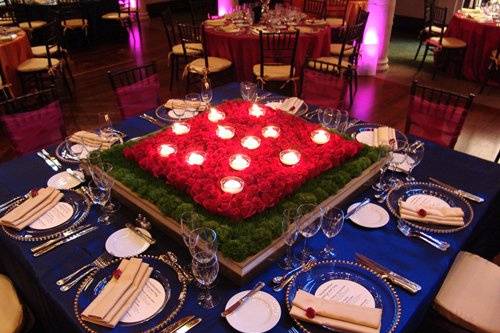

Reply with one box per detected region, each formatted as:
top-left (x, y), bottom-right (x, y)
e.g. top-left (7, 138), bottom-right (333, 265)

top-left (120, 278), bottom-right (166, 324)
top-left (105, 227), bottom-right (151, 258)
top-left (225, 290), bottom-right (281, 333)
top-left (167, 109), bottom-right (198, 120)
top-left (47, 170), bottom-right (83, 189)
top-left (406, 194), bottom-right (450, 208)
top-left (355, 131), bottom-right (374, 146)
top-left (388, 153), bottom-right (414, 173)
top-left (70, 143), bottom-right (99, 159)
top-left (29, 202), bottom-right (74, 230)
top-left (347, 202), bottom-right (390, 228)
top-left (314, 279), bottom-right (376, 308)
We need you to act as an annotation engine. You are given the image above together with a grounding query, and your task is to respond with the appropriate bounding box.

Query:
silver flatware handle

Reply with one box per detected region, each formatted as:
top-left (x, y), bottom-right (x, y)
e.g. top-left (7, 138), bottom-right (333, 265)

top-left (0, 195), bottom-right (22, 209)
top-left (60, 266), bottom-right (97, 292)
top-left (388, 272), bottom-right (421, 294)
top-left (57, 263), bottom-right (93, 286)
top-left (458, 190), bottom-right (484, 203)
top-left (31, 238), bottom-right (59, 253)
top-left (37, 152), bottom-right (59, 171)
top-left (415, 232), bottom-right (449, 251)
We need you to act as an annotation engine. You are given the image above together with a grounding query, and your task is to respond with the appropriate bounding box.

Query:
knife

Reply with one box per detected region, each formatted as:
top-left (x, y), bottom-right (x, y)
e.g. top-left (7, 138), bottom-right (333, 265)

top-left (66, 168), bottom-right (85, 183)
top-left (162, 316), bottom-right (195, 333)
top-left (37, 151), bottom-right (59, 171)
top-left (221, 281), bottom-right (265, 317)
top-left (125, 223), bottom-right (156, 244)
top-left (429, 177), bottom-right (484, 203)
top-left (355, 253), bottom-right (421, 294)
top-left (30, 224), bottom-right (92, 253)
top-left (42, 149), bottom-right (63, 169)
top-left (344, 198), bottom-right (370, 220)
top-left (176, 317), bottom-right (201, 333)
top-left (33, 226), bottom-right (98, 257)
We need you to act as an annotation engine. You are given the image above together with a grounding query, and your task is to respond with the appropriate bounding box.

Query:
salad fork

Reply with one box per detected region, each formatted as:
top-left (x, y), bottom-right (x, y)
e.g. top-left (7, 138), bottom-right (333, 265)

top-left (288, 327), bottom-right (300, 333)
top-left (57, 252), bottom-right (113, 288)
top-left (397, 220), bottom-right (450, 251)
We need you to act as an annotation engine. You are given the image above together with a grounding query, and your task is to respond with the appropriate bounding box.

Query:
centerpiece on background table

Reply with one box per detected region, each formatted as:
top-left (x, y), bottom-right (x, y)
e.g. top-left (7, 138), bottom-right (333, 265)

top-left (98, 100), bottom-right (383, 284)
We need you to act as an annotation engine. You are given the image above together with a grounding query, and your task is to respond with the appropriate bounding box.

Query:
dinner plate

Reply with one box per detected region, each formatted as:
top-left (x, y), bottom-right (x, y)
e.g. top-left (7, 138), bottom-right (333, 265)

top-left (264, 97), bottom-right (308, 117)
top-left (388, 153), bottom-right (414, 173)
top-left (47, 170), bottom-right (84, 189)
top-left (225, 290), bottom-right (281, 333)
top-left (386, 182), bottom-right (473, 233)
top-left (55, 141), bottom-right (98, 164)
top-left (345, 123), bottom-right (408, 148)
top-left (286, 260), bottom-right (401, 333)
top-left (347, 202), bottom-right (390, 228)
top-left (1, 190), bottom-right (91, 242)
top-left (155, 105), bottom-right (198, 121)
top-left (105, 228), bottom-right (152, 257)
top-left (75, 255), bottom-right (187, 333)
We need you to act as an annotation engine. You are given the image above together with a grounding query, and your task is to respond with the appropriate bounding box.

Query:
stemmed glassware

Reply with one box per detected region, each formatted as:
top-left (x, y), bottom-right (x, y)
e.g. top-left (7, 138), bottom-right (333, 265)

top-left (319, 206), bottom-right (344, 259)
top-left (296, 203), bottom-right (322, 263)
top-left (404, 141), bottom-right (425, 181)
top-left (373, 139), bottom-right (408, 194)
top-left (184, 93), bottom-right (201, 118)
top-left (200, 74), bottom-right (213, 108)
top-left (98, 112), bottom-right (114, 137)
top-left (88, 162), bottom-right (115, 224)
top-left (279, 208), bottom-right (299, 270)
top-left (240, 81), bottom-right (257, 101)
top-left (180, 211), bottom-right (203, 254)
top-left (191, 227), bottom-right (219, 309)
top-left (318, 108), bottom-right (334, 128)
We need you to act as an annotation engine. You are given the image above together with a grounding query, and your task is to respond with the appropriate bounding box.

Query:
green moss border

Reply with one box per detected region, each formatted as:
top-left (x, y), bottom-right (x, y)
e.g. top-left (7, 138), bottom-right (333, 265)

top-left (100, 141), bottom-right (381, 262)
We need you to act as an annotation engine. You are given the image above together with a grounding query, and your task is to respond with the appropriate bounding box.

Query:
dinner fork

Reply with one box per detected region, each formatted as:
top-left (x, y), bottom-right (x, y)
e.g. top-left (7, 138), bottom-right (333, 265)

top-left (397, 220), bottom-right (450, 251)
top-left (57, 252), bottom-right (113, 289)
top-left (288, 327), bottom-right (300, 333)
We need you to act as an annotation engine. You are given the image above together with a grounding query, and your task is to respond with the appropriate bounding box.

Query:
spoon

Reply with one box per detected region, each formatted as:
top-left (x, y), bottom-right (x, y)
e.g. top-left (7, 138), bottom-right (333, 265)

top-left (271, 259), bottom-right (315, 285)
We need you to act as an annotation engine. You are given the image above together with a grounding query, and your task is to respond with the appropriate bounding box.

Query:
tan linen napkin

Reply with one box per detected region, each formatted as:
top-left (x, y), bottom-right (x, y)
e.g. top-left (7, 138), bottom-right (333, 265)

top-left (372, 126), bottom-right (396, 148)
top-left (69, 131), bottom-right (119, 150)
top-left (296, 26), bottom-right (314, 33)
top-left (280, 97), bottom-right (304, 114)
top-left (205, 18), bottom-right (226, 26)
top-left (290, 290), bottom-right (382, 333)
top-left (220, 24), bottom-right (240, 33)
top-left (0, 187), bottom-right (63, 230)
top-left (164, 99), bottom-right (207, 111)
top-left (399, 200), bottom-right (464, 226)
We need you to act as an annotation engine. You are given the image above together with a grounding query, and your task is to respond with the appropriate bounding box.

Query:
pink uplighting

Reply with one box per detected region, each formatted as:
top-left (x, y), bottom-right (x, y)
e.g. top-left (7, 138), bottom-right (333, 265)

top-left (218, 0), bottom-right (236, 16)
top-left (358, 0), bottom-right (385, 75)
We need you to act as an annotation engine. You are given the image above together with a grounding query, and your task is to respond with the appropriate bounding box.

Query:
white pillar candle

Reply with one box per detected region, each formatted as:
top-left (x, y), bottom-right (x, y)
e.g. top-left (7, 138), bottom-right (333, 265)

top-left (262, 125), bottom-right (280, 138)
top-left (208, 107), bottom-right (225, 123)
top-left (280, 149), bottom-right (300, 166)
top-left (229, 154), bottom-right (250, 171)
top-left (249, 103), bottom-right (265, 117)
top-left (159, 144), bottom-right (176, 157)
top-left (186, 151), bottom-right (205, 165)
top-left (216, 125), bottom-right (235, 139)
top-left (172, 122), bottom-right (190, 135)
top-left (311, 129), bottom-right (330, 144)
top-left (241, 136), bottom-right (261, 150)
top-left (220, 176), bottom-right (244, 194)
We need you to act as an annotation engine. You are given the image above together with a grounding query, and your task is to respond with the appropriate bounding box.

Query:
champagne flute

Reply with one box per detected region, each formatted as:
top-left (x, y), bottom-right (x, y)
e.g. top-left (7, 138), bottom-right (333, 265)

top-left (319, 206), bottom-right (344, 258)
top-left (296, 203), bottom-right (321, 263)
top-left (279, 208), bottom-right (299, 270)
top-left (404, 141), bottom-right (425, 181)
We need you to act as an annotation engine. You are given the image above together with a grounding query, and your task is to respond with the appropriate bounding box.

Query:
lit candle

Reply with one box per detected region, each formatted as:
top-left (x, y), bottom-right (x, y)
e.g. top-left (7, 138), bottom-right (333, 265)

top-left (311, 129), bottom-right (330, 144)
top-left (216, 125), bottom-right (235, 139)
top-left (159, 144), bottom-right (176, 157)
top-left (262, 125), bottom-right (280, 138)
top-left (280, 149), bottom-right (300, 166)
top-left (241, 136), bottom-right (261, 150)
top-left (220, 176), bottom-right (244, 194)
top-left (172, 122), bottom-right (190, 135)
top-left (208, 107), bottom-right (225, 123)
top-left (229, 154), bottom-right (250, 171)
top-left (186, 151), bottom-right (205, 165)
top-left (249, 103), bottom-right (265, 117)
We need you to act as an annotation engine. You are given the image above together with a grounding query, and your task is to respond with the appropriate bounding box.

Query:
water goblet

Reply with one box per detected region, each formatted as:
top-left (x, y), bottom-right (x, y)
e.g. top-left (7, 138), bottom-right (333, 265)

top-left (200, 77), bottom-right (213, 108)
top-left (97, 112), bottom-right (114, 137)
top-left (296, 203), bottom-right (322, 263)
top-left (180, 211), bottom-right (203, 254)
top-left (240, 81), bottom-right (257, 101)
top-left (191, 228), bottom-right (219, 309)
top-left (87, 163), bottom-right (115, 225)
top-left (279, 208), bottom-right (299, 270)
top-left (184, 93), bottom-right (201, 118)
top-left (319, 206), bottom-right (344, 258)
top-left (404, 141), bottom-right (425, 181)
top-left (318, 108), bottom-right (336, 128)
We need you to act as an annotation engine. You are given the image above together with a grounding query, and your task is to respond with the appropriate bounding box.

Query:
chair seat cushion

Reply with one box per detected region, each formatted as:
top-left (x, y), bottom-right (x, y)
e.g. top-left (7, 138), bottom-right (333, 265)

top-left (0, 19), bottom-right (14, 26)
top-left (428, 36), bottom-right (467, 49)
top-left (61, 18), bottom-right (88, 29)
top-left (326, 17), bottom-right (344, 27)
top-left (434, 251), bottom-right (500, 333)
top-left (18, 20), bottom-right (46, 30)
top-left (171, 43), bottom-right (203, 56)
top-left (17, 57), bottom-right (60, 72)
top-left (115, 74), bottom-right (160, 118)
top-left (311, 56), bottom-right (351, 68)
top-left (102, 12), bottom-right (130, 20)
top-left (0, 274), bottom-right (23, 333)
top-left (330, 43), bottom-right (353, 56)
top-left (422, 25), bottom-right (447, 35)
top-left (31, 45), bottom-right (58, 57)
top-left (252, 64), bottom-right (296, 81)
top-left (187, 56), bottom-right (232, 74)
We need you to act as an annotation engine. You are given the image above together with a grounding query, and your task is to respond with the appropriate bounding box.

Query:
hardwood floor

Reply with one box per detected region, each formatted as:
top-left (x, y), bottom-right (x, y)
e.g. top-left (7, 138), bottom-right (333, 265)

top-left (0, 17), bottom-right (499, 163)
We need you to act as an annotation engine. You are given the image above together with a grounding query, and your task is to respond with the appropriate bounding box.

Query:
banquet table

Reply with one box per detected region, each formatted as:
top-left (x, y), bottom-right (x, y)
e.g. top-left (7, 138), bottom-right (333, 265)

top-left (0, 30), bottom-right (31, 96)
top-left (1, 82), bottom-right (500, 333)
top-left (205, 26), bottom-right (331, 81)
top-left (446, 13), bottom-right (500, 81)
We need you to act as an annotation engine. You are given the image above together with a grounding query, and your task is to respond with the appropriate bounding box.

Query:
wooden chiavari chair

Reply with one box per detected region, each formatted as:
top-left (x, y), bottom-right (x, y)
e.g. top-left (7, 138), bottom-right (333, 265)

top-left (325, 0), bottom-right (348, 27)
top-left (303, 0), bottom-right (327, 19)
top-left (101, 0), bottom-right (141, 34)
top-left (479, 49), bottom-right (499, 94)
top-left (58, 0), bottom-right (88, 42)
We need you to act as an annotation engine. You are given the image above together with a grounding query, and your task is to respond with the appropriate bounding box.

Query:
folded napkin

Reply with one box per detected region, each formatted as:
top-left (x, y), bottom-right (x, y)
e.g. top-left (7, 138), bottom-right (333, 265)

top-left (0, 187), bottom-right (63, 230)
top-left (69, 130), bottom-right (120, 150)
top-left (82, 258), bottom-right (153, 328)
top-left (279, 97), bottom-right (304, 114)
top-left (164, 99), bottom-right (207, 111)
top-left (290, 290), bottom-right (382, 333)
top-left (296, 26), bottom-right (314, 33)
top-left (399, 199), bottom-right (464, 226)
top-left (0, 34), bottom-right (16, 42)
top-left (372, 126), bottom-right (396, 148)
top-left (220, 24), bottom-right (240, 33)
top-left (205, 18), bottom-right (226, 26)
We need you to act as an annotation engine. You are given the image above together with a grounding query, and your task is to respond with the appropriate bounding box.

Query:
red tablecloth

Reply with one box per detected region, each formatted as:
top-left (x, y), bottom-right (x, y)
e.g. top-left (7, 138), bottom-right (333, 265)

top-left (0, 30), bottom-right (32, 96)
top-left (205, 26), bottom-right (331, 81)
top-left (446, 13), bottom-right (500, 82)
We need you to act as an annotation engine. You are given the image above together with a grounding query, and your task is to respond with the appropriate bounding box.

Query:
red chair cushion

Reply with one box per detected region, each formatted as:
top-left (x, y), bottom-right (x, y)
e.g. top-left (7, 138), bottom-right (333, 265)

top-left (301, 68), bottom-right (347, 108)
top-left (115, 74), bottom-right (161, 118)
top-left (408, 95), bottom-right (468, 148)
top-left (1, 101), bottom-right (65, 155)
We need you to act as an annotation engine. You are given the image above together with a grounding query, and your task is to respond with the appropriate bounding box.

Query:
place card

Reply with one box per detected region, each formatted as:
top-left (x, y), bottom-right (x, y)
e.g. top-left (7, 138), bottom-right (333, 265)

top-left (406, 194), bottom-right (450, 209)
top-left (120, 278), bottom-right (167, 323)
top-left (315, 279), bottom-right (375, 308)
top-left (29, 202), bottom-right (74, 230)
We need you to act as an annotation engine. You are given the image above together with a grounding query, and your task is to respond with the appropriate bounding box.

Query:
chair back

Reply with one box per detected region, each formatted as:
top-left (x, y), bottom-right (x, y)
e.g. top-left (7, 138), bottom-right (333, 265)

top-left (0, 0), bottom-right (15, 26)
top-left (301, 59), bottom-right (349, 108)
top-left (178, 23), bottom-right (202, 62)
top-left (335, 20), bottom-right (367, 66)
top-left (326, 0), bottom-right (348, 20)
top-left (258, 30), bottom-right (299, 79)
top-left (107, 62), bottom-right (160, 118)
top-left (160, 7), bottom-right (177, 50)
top-left (188, 0), bottom-right (211, 25)
top-left (406, 80), bottom-right (474, 149)
top-left (303, 0), bottom-right (326, 19)
top-left (355, 8), bottom-right (369, 25)
top-left (0, 88), bottom-right (65, 155)
top-left (344, 0), bottom-right (367, 26)
top-left (430, 5), bottom-right (447, 40)
top-left (58, 0), bottom-right (86, 26)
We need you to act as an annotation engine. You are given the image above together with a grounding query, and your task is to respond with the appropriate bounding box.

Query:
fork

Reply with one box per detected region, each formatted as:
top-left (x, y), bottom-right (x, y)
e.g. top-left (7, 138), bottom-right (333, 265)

top-left (57, 252), bottom-right (113, 287)
top-left (288, 327), bottom-right (300, 333)
top-left (397, 220), bottom-right (450, 251)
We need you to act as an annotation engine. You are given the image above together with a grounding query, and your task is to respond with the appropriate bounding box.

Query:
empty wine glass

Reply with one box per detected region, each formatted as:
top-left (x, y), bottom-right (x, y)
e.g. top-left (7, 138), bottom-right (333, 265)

top-left (88, 162), bottom-right (115, 224)
top-left (191, 228), bottom-right (219, 309)
top-left (98, 112), bottom-right (114, 137)
top-left (180, 211), bottom-right (203, 254)
top-left (318, 108), bottom-right (336, 128)
top-left (279, 208), bottom-right (299, 270)
top-left (319, 206), bottom-right (344, 258)
top-left (334, 109), bottom-right (350, 133)
top-left (296, 203), bottom-right (322, 263)
top-left (184, 93), bottom-right (201, 118)
top-left (240, 81), bottom-right (257, 101)
top-left (404, 141), bottom-right (425, 181)
top-left (200, 76), bottom-right (213, 108)
top-left (380, 139), bottom-right (408, 191)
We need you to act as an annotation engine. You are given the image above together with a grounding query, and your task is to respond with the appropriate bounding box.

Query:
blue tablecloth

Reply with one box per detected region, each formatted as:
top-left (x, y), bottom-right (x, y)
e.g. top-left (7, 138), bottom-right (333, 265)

top-left (1, 82), bottom-right (499, 333)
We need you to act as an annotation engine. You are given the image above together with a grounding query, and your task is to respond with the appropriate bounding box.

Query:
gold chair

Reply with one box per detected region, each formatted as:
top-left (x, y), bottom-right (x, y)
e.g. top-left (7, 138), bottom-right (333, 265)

top-left (325, 0), bottom-right (348, 27)
top-left (0, 274), bottom-right (24, 333)
top-left (11, 0), bottom-right (47, 38)
top-left (480, 49), bottom-right (499, 94)
top-left (58, 0), bottom-right (88, 42)
top-left (414, 0), bottom-right (448, 61)
top-left (101, 0), bottom-right (141, 34)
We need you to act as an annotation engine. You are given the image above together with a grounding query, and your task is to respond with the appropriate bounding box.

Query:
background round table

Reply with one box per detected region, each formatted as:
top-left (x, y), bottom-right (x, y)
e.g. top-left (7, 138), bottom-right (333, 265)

top-left (205, 26), bottom-right (331, 82)
top-left (0, 30), bottom-right (32, 96)
top-left (446, 13), bottom-right (500, 82)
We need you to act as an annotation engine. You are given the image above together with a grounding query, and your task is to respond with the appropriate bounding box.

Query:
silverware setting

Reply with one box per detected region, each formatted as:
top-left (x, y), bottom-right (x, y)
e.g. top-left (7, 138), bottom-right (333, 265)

top-left (162, 315), bottom-right (202, 333)
top-left (37, 151), bottom-right (60, 171)
top-left (42, 149), bottom-right (63, 169)
top-left (0, 192), bottom-right (31, 214)
top-left (221, 281), bottom-right (265, 317)
top-left (33, 225), bottom-right (98, 257)
top-left (428, 177), bottom-right (484, 203)
top-left (355, 253), bottom-right (421, 294)
top-left (273, 259), bottom-right (316, 292)
top-left (288, 327), bottom-right (300, 333)
top-left (140, 113), bottom-right (167, 127)
top-left (344, 198), bottom-right (370, 220)
top-left (125, 223), bottom-right (156, 244)
top-left (159, 252), bottom-right (193, 283)
top-left (397, 220), bottom-right (450, 251)
top-left (66, 168), bottom-right (85, 183)
top-left (30, 224), bottom-right (92, 253)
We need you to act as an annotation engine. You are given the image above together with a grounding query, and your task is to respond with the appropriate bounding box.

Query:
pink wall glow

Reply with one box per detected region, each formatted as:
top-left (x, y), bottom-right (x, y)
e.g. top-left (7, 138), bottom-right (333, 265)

top-left (218, 0), bottom-right (236, 16)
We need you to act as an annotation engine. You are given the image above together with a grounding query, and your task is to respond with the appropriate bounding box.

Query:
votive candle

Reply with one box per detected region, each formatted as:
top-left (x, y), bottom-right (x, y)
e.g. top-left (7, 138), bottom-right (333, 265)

top-left (280, 149), bottom-right (300, 166)
top-left (159, 144), bottom-right (176, 157)
top-left (220, 176), bottom-right (244, 194)
top-left (208, 107), bottom-right (225, 122)
top-left (311, 129), bottom-right (330, 144)
top-left (249, 103), bottom-right (265, 117)
top-left (172, 122), bottom-right (190, 135)
top-left (229, 154), bottom-right (250, 171)
top-left (241, 136), bottom-right (261, 150)
top-left (262, 125), bottom-right (280, 138)
top-left (216, 125), bottom-right (235, 139)
top-left (186, 151), bottom-right (205, 165)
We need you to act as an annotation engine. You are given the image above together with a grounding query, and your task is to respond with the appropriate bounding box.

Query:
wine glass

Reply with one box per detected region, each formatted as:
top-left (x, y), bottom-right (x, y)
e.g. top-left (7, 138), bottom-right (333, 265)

top-left (88, 162), bottom-right (115, 224)
top-left (296, 203), bottom-right (322, 263)
top-left (279, 208), bottom-right (299, 270)
top-left (184, 93), bottom-right (201, 118)
top-left (200, 77), bottom-right (213, 108)
top-left (240, 81), bottom-right (257, 101)
top-left (319, 206), bottom-right (344, 258)
top-left (191, 228), bottom-right (219, 309)
top-left (98, 112), bottom-right (114, 137)
top-left (404, 141), bottom-right (425, 181)
top-left (318, 108), bottom-right (336, 128)
top-left (379, 139), bottom-right (408, 192)
top-left (180, 211), bottom-right (202, 254)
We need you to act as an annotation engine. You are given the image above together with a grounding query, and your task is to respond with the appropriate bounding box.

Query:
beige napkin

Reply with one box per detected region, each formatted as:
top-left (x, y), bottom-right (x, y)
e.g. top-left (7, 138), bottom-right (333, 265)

top-left (296, 26), bottom-right (314, 33)
top-left (0, 34), bottom-right (16, 43)
top-left (290, 290), bottom-right (382, 333)
top-left (280, 97), bottom-right (304, 114)
top-left (82, 258), bottom-right (153, 328)
top-left (372, 126), bottom-right (396, 148)
top-left (164, 99), bottom-right (207, 111)
top-left (399, 199), bottom-right (464, 226)
top-left (220, 24), bottom-right (240, 33)
top-left (0, 187), bottom-right (63, 230)
top-left (205, 18), bottom-right (226, 26)
top-left (69, 131), bottom-right (119, 150)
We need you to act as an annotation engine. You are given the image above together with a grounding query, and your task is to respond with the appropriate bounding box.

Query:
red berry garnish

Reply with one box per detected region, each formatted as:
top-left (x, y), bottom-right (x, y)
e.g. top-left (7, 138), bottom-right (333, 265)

top-left (30, 188), bottom-right (39, 197)
top-left (418, 209), bottom-right (427, 217)
top-left (305, 307), bottom-right (316, 319)
top-left (112, 269), bottom-right (122, 280)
